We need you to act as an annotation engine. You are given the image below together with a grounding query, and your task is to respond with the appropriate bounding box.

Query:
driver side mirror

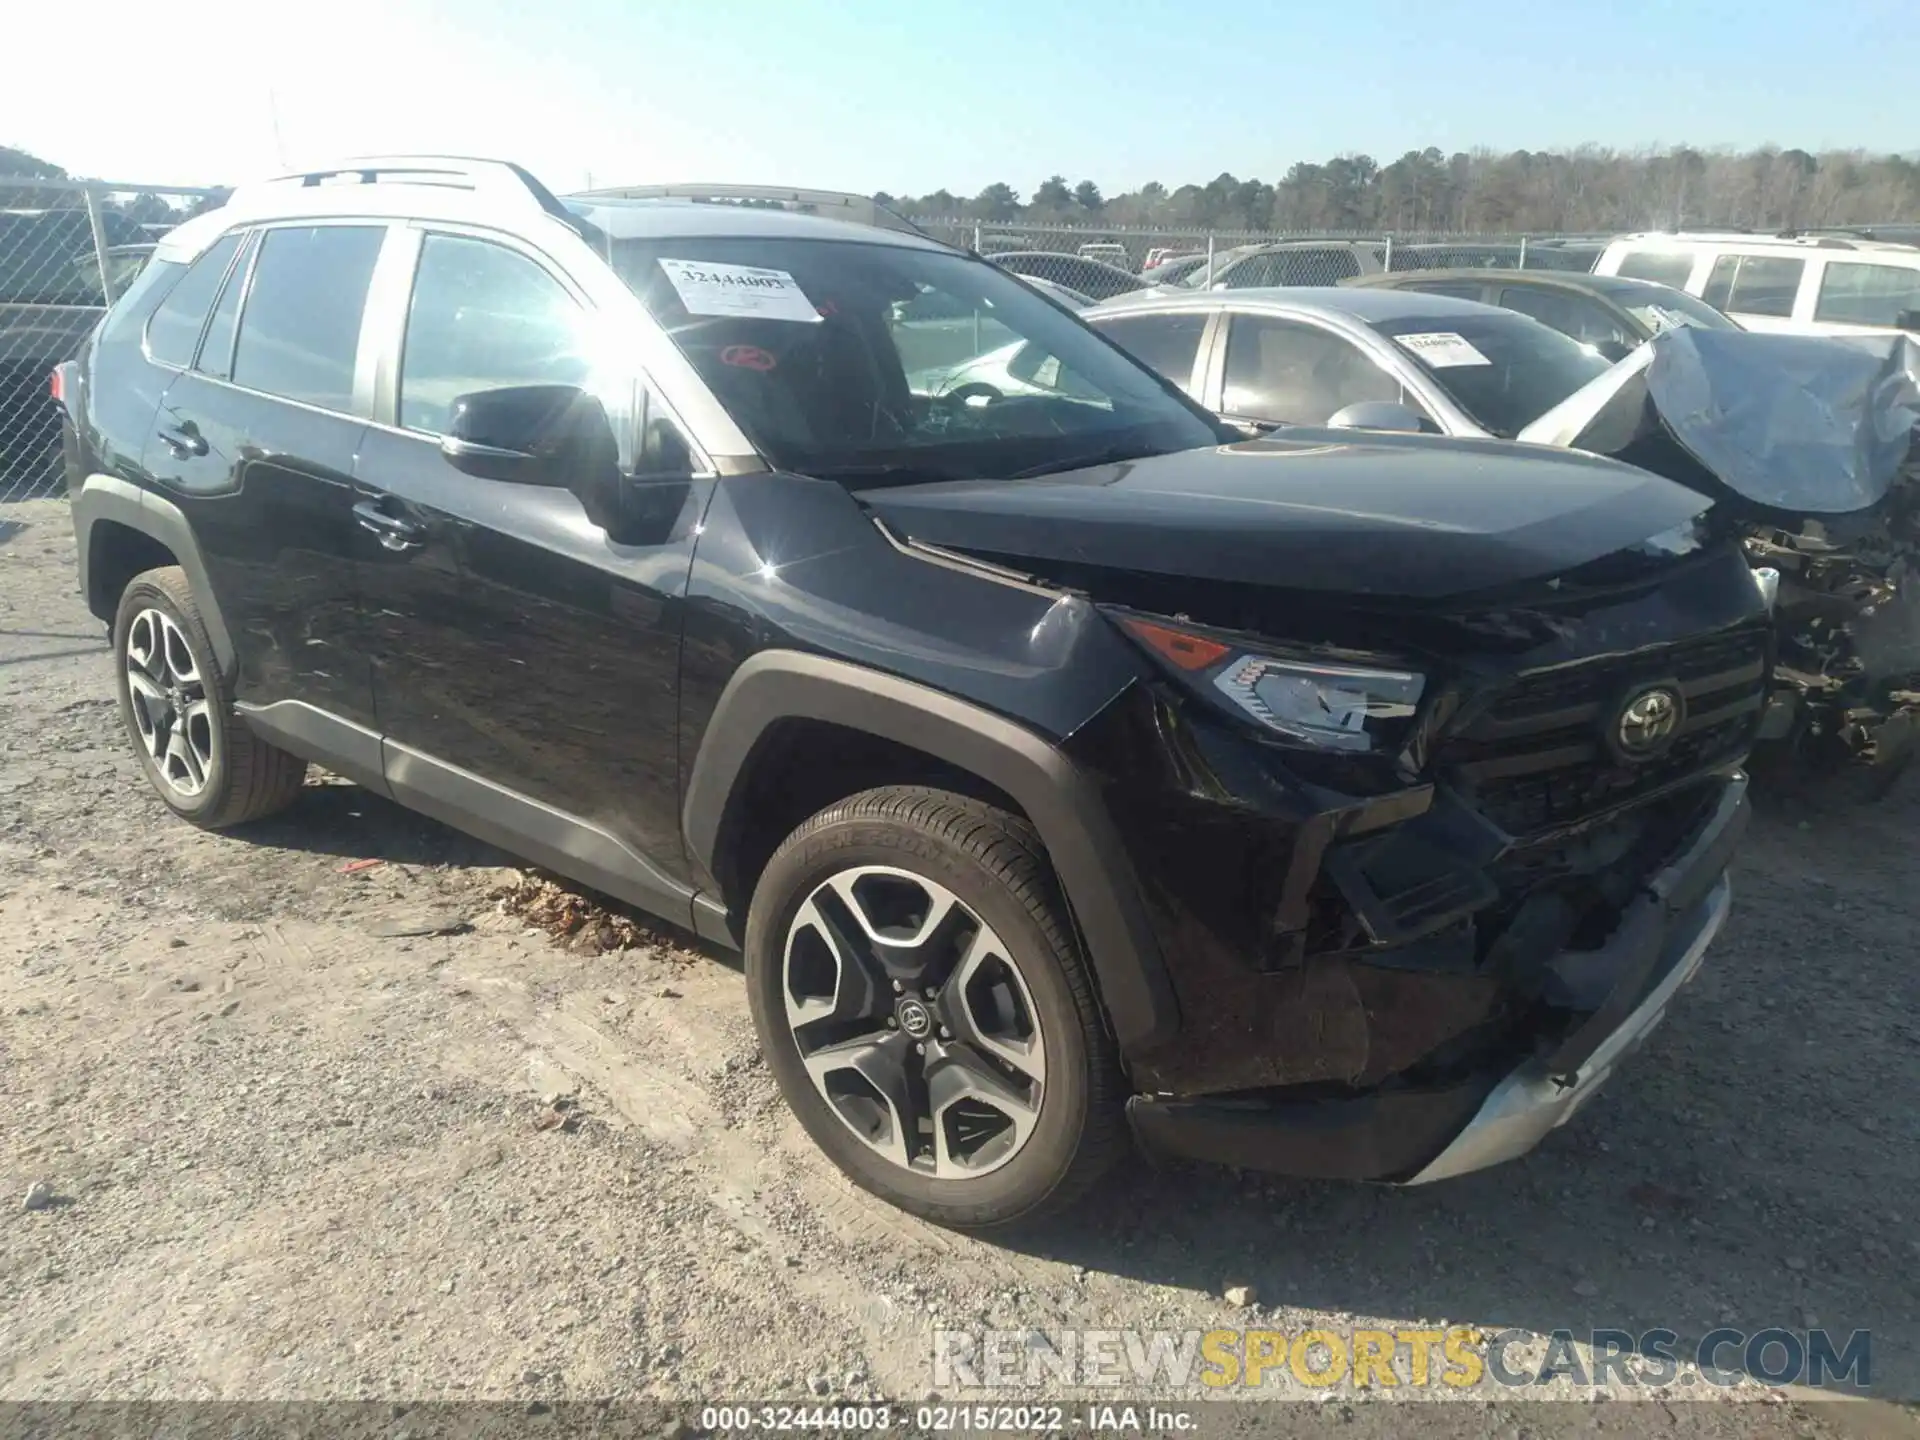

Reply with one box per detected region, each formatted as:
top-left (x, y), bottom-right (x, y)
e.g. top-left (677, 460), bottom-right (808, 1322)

top-left (1326, 400), bottom-right (1426, 434)
top-left (442, 383), bottom-right (699, 546)
top-left (440, 384), bottom-right (611, 488)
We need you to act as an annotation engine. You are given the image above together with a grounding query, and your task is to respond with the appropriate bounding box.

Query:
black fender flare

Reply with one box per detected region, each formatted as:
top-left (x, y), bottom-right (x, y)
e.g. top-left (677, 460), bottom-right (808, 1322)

top-left (70, 472), bottom-right (235, 674)
top-left (682, 650), bottom-right (1180, 1056)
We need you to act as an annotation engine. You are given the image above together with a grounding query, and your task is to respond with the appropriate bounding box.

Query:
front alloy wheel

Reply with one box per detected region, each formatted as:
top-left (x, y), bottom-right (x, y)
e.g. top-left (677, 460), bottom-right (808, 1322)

top-left (745, 786), bottom-right (1127, 1229)
top-left (783, 865), bottom-right (1046, 1178)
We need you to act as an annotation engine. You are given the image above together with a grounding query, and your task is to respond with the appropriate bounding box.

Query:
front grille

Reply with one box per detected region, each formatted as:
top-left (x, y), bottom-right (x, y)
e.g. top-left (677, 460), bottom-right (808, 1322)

top-left (1437, 627), bottom-right (1769, 835)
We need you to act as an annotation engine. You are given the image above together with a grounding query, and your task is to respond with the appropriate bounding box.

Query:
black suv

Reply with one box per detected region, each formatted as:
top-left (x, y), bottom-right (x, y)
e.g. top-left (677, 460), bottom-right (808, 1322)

top-left (60, 158), bottom-right (1767, 1229)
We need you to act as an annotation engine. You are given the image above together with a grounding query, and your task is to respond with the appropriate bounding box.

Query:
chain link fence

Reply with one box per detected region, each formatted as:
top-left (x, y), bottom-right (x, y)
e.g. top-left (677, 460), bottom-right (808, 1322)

top-left (904, 218), bottom-right (1616, 299)
top-left (1, 176), bottom-right (222, 502)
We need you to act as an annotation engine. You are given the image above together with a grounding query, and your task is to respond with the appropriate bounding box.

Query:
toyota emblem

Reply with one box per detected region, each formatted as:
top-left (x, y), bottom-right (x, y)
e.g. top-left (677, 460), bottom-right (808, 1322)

top-left (1613, 684), bottom-right (1683, 760)
top-left (896, 998), bottom-right (933, 1038)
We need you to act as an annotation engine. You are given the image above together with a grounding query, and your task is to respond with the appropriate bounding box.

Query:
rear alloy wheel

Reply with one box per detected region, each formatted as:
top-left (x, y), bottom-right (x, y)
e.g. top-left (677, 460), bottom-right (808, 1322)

top-left (123, 606), bottom-right (216, 799)
top-left (746, 787), bottom-right (1127, 1229)
top-left (112, 566), bottom-right (309, 828)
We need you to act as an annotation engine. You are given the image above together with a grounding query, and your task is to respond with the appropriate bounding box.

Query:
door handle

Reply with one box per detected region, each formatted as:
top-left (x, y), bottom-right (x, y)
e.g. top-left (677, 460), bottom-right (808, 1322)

top-left (352, 499), bottom-right (427, 551)
top-left (156, 422), bottom-right (208, 458)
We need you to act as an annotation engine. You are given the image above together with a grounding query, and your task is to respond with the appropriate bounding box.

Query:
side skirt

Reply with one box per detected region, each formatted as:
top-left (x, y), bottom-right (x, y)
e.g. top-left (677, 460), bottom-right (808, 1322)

top-left (236, 700), bottom-right (704, 938)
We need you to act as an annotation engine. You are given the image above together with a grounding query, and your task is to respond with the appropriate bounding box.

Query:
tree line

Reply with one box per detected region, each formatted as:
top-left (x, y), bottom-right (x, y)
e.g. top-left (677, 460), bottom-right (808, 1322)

top-left (12, 141), bottom-right (1919, 238)
top-left (876, 146), bottom-right (1920, 235)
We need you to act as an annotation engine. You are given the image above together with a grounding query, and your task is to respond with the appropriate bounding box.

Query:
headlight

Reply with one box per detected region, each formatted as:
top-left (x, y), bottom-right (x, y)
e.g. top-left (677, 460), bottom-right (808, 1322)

top-left (1114, 613), bottom-right (1427, 753)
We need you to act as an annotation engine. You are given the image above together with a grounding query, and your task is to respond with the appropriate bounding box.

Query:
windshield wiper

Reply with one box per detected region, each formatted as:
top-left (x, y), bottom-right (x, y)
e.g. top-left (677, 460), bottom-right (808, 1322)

top-left (1008, 441), bottom-right (1170, 479)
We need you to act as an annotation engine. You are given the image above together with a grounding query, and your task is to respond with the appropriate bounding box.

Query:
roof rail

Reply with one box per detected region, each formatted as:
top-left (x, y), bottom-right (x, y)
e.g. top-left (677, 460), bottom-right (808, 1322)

top-left (1772, 228), bottom-right (1863, 248)
top-left (570, 182), bottom-right (930, 239)
top-left (238, 155), bottom-right (580, 227)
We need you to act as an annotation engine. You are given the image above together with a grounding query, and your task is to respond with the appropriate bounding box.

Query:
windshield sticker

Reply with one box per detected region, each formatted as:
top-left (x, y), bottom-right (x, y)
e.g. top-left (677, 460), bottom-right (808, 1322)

top-left (658, 259), bottom-right (822, 323)
top-left (1393, 331), bottom-right (1492, 368)
top-left (720, 344), bottom-right (777, 371)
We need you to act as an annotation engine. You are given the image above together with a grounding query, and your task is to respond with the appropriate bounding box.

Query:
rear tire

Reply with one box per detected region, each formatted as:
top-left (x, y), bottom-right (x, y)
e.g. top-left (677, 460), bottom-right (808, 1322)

top-left (745, 786), bottom-right (1128, 1229)
top-left (112, 566), bottom-right (308, 828)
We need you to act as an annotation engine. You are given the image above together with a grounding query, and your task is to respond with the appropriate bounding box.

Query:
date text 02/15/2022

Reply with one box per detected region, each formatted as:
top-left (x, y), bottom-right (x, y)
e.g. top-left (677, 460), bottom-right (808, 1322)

top-left (699, 1406), bottom-right (1197, 1432)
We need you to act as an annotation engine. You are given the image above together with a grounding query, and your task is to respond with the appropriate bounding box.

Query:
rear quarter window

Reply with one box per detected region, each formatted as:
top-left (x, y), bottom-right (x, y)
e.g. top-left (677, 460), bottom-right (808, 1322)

top-left (1612, 250), bottom-right (1697, 290)
top-left (1813, 262), bottom-right (1920, 328)
top-left (98, 257), bottom-right (186, 345)
top-left (145, 234), bottom-right (243, 368)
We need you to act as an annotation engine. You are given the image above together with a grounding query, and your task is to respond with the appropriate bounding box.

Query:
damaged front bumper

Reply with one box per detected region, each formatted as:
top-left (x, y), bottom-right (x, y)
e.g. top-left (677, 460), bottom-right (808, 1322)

top-left (1125, 773), bottom-right (1747, 1183)
top-left (1402, 871), bottom-right (1729, 1183)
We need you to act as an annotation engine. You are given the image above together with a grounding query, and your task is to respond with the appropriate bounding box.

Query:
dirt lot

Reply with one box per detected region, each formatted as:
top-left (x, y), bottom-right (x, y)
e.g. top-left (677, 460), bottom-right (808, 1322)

top-left (2, 496), bottom-right (1917, 1436)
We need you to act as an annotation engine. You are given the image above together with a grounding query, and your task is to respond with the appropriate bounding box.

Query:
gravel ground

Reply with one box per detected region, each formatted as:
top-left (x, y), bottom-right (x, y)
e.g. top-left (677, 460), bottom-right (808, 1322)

top-left (2, 497), bottom-right (1917, 1437)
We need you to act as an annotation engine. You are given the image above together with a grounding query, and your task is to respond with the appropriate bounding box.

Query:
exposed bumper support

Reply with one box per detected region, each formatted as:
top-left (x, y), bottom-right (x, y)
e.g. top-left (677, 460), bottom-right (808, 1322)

top-left (1401, 872), bottom-right (1729, 1184)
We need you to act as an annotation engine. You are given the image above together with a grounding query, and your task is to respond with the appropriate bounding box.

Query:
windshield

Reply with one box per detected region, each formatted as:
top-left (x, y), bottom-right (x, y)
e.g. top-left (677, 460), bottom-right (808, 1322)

top-left (609, 236), bottom-right (1220, 481)
top-left (1608, 284), bottom-right (1740, 336)
top-left (1367, 310), bottom-right (1613, 437)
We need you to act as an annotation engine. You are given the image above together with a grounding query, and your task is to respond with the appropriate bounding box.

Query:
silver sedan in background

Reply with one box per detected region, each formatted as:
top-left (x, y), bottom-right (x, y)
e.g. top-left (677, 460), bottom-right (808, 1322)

top-left (1082, 286), bottom-right (1617, 439)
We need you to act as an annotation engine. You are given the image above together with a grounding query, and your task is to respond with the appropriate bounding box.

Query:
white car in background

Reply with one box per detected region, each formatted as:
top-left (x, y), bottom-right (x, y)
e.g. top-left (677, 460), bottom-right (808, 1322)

top-left (1593, 232), bottom-right (1920, 338)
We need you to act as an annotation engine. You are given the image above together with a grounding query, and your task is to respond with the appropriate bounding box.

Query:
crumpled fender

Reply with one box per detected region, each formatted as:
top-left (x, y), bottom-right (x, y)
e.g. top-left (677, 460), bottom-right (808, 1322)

top-left (1521, 329), bottom-right (1920, 519)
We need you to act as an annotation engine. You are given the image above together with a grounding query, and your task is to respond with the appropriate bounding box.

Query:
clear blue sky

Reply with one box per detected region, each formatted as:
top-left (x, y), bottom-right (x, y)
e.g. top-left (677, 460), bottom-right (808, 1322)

top-left (7, 0), bottom-right (1912, 192)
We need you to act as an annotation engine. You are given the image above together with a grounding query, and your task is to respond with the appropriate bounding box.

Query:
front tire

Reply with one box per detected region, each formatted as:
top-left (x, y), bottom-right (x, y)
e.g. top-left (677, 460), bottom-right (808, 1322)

top-left (745, 786), bottom-right (1128, 1230)
top-left (112, 566), bottom-right (308, 828)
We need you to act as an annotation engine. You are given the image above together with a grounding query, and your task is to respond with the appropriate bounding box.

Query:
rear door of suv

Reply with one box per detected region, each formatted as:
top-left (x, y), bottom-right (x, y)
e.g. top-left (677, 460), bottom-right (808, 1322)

top-left (138, 220), bottom-right (391, 786)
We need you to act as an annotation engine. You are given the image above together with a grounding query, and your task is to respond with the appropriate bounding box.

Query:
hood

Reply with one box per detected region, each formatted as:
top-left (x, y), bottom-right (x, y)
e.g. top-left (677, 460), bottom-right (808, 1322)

top-left (857, 432), bottom-right (1710, 601)
top-left (1518, 328), bottom-right (1920, 517)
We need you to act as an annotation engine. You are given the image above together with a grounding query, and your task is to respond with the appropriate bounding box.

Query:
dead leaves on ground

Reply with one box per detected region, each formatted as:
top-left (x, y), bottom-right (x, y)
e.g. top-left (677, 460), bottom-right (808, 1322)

top-left (487, 870), bottom-right (683, 959)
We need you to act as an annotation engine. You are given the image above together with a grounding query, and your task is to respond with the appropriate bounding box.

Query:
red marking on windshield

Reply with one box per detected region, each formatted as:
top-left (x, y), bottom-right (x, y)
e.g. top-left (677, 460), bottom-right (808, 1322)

top-left (720, 345), bottom-right (777, 372)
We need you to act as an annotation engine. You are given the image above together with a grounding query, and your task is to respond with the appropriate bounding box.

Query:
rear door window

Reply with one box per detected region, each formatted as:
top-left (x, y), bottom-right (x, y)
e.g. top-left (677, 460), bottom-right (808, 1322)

top-left (1813, 262), bottom-right (1920, 328)
top-left (1701, 255), bottom-right (1804, 318)
top-left (1092, 312), bottom-right (1209, 393)
top-left (232, 225), bottom-right (386, 413)
top-left (1613, 250), bottom-right (1697, 290)
top-left (1222, 315), bottom-right (1399, 424)
top-left (144, 233), bottom-right (243, 368)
